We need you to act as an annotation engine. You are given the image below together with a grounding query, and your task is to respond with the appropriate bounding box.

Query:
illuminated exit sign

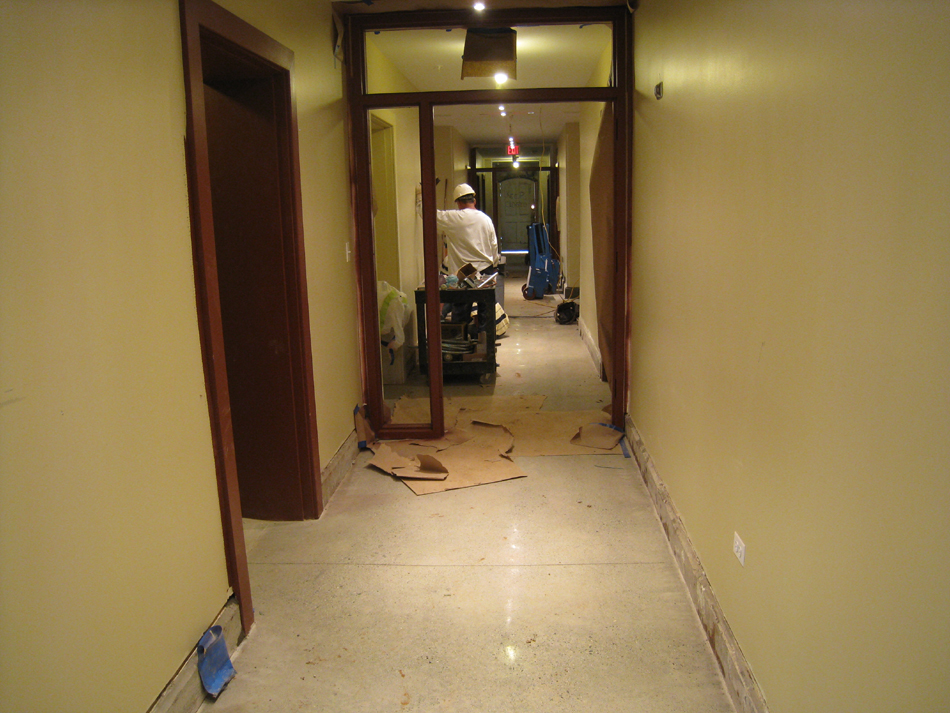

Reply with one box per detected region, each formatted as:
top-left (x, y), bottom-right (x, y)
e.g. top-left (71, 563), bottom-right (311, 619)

top-left (507, 144), bottom-right (520, 155)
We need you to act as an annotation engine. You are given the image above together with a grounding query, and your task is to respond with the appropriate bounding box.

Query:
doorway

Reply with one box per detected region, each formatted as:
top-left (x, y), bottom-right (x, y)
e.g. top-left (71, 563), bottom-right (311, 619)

top-left (343, 6), bottom-right (633, 438)
top-left (180, 0), bottom-right (323, 632)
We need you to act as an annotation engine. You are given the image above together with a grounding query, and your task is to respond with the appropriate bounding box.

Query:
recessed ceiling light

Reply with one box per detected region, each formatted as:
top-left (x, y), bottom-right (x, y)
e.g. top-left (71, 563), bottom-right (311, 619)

top-left (494, 72), bottom-right (508, 84)
top-left (474, 2), bottom-right (485, 11)
top-left (498, 105), bottom-right (505, 111)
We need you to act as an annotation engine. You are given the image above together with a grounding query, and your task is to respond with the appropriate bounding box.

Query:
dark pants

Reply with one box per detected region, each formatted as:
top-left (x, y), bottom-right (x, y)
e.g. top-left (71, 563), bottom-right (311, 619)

top-left (444, 267), bottom-right (496, 336)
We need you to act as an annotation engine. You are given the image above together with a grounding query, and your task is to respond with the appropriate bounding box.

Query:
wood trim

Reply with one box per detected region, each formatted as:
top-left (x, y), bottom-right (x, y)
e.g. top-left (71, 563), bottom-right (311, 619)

top-left (355, 86), bottom-right (618, 109)
top-left (346, 18), bottom-right (412, 436)
top-left (179, 0), bottom-right (254, 637)
top-left (280, 42), bottom-right (324, 520)
top-left (610, 7), bottom-right (634, 429)
top-left (345, 4), bottom-right (632, 435)
top-left (419, 99), bottom-right (447, 438)
top-left (344, 6), bottom-right (624, 31)
top-left (180, 0), bottom-right (326, 630)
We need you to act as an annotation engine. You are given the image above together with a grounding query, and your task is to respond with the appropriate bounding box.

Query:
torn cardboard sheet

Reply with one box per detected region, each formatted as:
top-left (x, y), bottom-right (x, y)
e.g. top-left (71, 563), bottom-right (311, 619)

top-left (570, 422), bottom-right (625, 450)
top-left (389, 395), bottom-right (439, 426)
top-left (473, 410), bottom-right (624, 456)
top-left (409, 428), bottom-right (475, 452)
top-left (389, 394), bottom-right (545, 428)
top-left (368, 443), bottom-right (449, 481)
top-left (401, 445), bottom-right (527, 495)
top-left (377, 421), bottom-right (523, 495)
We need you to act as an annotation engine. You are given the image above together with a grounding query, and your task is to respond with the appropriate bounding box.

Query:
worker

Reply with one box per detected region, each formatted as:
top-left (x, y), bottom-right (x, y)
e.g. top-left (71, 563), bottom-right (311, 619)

top-left (418, 183), bottom-right (500, 334)
top-left (434, 183), bottom-right (499, 277)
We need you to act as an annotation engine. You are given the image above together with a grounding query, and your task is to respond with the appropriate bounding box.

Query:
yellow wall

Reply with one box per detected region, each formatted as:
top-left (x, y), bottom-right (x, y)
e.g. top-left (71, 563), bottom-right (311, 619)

top-left (0, 1), bottom-right (364, 710)
top-left (631, 2), bottom-right (950, 711)
top-left (557, 123), bottom-right (582, 293)
top-left (0, 2), bottom-right (230, 711)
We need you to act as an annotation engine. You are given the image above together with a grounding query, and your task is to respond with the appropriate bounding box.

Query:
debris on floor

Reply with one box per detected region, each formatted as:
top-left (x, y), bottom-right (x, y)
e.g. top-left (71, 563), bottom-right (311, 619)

top-left (368, 442), bottom-right (449, 481)
top-left (365, 395), bottom-right (627, 494)
top-left (570, 422), bottom-right (625, 450)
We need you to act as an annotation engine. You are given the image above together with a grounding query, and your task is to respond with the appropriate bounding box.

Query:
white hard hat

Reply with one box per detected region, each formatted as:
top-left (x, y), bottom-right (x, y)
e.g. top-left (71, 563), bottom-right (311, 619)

top-left (453, 183), bottom-right (476, 201)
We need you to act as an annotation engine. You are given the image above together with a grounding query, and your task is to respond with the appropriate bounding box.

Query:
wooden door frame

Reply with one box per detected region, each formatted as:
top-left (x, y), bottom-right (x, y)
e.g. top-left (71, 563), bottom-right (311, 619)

top-left (179, 0), bottom-right (322, 634)
top-left (343, 5), bottom-right (633, 435)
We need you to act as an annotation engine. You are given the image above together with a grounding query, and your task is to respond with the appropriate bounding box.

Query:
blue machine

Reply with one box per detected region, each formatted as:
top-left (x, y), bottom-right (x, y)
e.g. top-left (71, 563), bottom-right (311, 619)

top-left (522, 223), bottom-right (561, 300)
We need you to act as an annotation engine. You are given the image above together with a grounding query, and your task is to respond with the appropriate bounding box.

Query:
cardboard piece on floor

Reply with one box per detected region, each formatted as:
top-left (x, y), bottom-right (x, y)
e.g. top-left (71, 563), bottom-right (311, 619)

top-left (401, 444), bottom-right (527, 495)
top-left (466, 421), bottom-right (515, 455)
top-left (387, 441), bottom-right (439, 460)
top-left (368, 443), bottom-right (449, 480)
top-left (410, 428), bottom-right (475, 451)
top-left (448, 394), bottom-right (545, 414)
top-left (368, 442), bottom-right (413, 473)
top-left (405, 454), bottom-right (450, 480)
top-left (570, 423), bottom-right (624, 450)
top-left (505, 410), bottom-right (624, 456)
top-left (390, 396), bottom-right (432, 425)
top-left (390, 396), bottom-right (463, 429)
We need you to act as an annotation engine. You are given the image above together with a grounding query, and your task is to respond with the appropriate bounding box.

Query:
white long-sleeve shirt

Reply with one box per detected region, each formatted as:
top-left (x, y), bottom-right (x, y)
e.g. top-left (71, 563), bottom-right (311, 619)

top-left (434, 207), bottom-right (499, 274)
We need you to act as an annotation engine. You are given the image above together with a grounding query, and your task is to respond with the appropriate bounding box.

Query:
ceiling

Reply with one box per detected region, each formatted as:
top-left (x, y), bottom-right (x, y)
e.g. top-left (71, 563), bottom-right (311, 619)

top-left (361, 18), bottom-right (615, 150)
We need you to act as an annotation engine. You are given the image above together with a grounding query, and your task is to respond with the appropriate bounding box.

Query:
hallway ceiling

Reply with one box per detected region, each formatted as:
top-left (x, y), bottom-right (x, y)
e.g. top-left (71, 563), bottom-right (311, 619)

top-left (347, 4), bottom-right (619, 149)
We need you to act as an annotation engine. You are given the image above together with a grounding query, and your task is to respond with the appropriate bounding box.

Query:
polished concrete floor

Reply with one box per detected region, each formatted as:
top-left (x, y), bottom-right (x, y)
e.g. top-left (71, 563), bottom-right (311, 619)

top-left (200, 276), bottom-right (735, 713)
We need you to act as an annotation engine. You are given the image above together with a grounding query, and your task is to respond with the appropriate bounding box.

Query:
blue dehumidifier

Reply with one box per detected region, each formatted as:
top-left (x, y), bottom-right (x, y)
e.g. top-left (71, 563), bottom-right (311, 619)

top-left (522, 223), bottom-right (561, 300)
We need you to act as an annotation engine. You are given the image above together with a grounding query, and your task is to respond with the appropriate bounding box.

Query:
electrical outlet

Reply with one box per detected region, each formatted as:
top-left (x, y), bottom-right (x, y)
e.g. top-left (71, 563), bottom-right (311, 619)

top-left (733, 532), bottom-right (746, 566)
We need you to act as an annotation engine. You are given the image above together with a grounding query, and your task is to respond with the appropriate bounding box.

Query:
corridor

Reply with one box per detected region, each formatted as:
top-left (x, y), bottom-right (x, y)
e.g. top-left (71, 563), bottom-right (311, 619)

top-left (200, 273), bottom-right (736, 712)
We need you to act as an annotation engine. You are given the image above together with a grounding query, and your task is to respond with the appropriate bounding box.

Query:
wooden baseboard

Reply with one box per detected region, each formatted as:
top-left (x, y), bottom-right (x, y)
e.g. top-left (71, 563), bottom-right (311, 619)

top-left (625, 417), bottom-right (770, 713)
top-left (147, 597), bottom-right (243, 713)
top-left (577, 316), bottom-right (603, 378)
top-left (321, 428), bottom-right (359, 508)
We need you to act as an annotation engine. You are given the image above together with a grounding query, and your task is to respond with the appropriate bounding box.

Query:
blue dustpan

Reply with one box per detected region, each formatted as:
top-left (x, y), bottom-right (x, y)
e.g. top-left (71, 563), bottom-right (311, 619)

top-left (197, 625), bottom-right (236, 698)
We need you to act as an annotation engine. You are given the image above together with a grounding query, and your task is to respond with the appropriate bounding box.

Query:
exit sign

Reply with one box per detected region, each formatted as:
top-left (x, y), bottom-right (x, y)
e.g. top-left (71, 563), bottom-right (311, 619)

top-left (507, 144), bottom-right (519, 155)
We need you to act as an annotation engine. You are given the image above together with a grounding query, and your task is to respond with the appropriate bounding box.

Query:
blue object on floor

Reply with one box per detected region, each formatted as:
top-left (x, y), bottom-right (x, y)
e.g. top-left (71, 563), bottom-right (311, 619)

top-left (523, 223), bottom-right (561, 300)
top-left (197, 625), bottom-right (236, 698)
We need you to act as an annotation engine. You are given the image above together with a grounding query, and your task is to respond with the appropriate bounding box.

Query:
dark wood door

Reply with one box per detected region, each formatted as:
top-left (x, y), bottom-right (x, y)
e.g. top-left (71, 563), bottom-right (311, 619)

top-left (203, 75), bottom-right (312, 521)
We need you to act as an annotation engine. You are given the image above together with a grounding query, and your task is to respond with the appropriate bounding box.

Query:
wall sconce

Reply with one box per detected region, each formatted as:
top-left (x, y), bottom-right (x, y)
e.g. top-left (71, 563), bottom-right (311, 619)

top-left (461, 27), bottom-right (517, 81)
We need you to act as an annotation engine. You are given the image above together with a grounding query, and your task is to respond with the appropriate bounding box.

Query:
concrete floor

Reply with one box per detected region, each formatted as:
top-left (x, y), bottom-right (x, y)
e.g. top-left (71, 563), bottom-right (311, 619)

top-left (200, 276), bottom-right (736, 712)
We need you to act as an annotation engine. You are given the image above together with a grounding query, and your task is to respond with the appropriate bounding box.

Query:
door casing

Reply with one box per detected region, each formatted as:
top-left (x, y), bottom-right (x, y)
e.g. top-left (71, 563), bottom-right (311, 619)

top-left (180, 0), bottom-right (323, 633)
top-left (342, 5), bottom-right (633, 439)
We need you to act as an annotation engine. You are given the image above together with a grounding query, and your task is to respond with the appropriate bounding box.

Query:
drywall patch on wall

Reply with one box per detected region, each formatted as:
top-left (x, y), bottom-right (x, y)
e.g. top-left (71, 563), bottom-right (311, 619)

top-left (627, 416), bottom-right (769, 713)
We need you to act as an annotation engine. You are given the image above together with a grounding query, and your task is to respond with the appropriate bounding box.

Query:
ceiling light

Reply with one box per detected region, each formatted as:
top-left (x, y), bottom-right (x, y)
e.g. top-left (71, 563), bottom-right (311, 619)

top-left (498, 105), bottom-right (505, 111)
top-left (500, 111), bottom-right (507, 116)
top-left (494, 72), bottom-right (508, 84)
top-left (474, 2), bottom-right (485, 10)
top-left (460, 28), bottom-right (517, 81)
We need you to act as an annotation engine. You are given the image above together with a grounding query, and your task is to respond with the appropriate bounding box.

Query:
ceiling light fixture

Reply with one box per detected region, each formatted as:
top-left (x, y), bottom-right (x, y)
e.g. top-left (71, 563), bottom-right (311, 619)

top-left (474, 2), bottom-right (486, 11)
top-left (460, 27), bottom-right (517, 82)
